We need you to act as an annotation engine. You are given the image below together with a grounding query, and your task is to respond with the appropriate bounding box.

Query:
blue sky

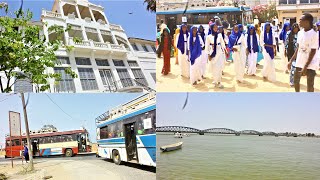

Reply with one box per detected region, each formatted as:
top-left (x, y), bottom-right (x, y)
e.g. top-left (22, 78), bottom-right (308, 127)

top-left (0, 0), bottom-right (155, 40)
top-left (157, 93), bottom-right (320, 134)
top-left (0, 93), bottom-right (142, 147)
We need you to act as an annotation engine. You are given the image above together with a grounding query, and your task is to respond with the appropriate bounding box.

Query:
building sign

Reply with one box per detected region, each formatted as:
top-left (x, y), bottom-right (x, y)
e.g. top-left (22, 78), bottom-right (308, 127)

top-left (9, 111), bottom-right (21, 137)
top-left (182, 16), bottom-right (187, 23)
top-left (14, 79), bottom-right (33, 93)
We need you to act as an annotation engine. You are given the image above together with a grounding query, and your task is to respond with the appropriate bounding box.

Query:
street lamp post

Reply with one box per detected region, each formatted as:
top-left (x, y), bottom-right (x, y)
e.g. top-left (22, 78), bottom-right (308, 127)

top-left (21, 93), bottom-right (34, 171)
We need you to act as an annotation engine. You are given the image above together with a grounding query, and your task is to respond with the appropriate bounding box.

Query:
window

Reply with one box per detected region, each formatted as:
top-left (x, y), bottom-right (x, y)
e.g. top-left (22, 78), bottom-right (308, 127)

top-left (128, 61), bottom-right (139, 67)
top-left (142, 45), bottom-right (149, 52)
top-left (96, 59), bottom-right (109, 66)
top-left (56, 56), bottom-right (70, 65)
top-left (117, 69), bottom-right (133, 87)
top-left (100, 126), bottom-right (108, 139)
top-left (54, 67), bottom-right (76, 92)
top-left (122, 109), bottom-right (156, 135)
top-left (151, 73), bottom-right (156, 82)
top-left (131, 43), bottom-right (138, 51)
top-left (151, 46), bottom-right (156, 53)
top-left (131, 69), bottom-right (148, 86)
top-left (99, 69), bottom-right (117, 92)
top-left (113, 59), bottom-right (125, 66)
top-left (75, 57), bottom-right (91, 65)
top-left (78, 68), bottom-right (98, 90)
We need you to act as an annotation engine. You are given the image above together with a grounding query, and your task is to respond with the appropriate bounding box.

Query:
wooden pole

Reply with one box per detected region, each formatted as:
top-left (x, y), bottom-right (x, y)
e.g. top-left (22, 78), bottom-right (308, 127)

top-left (21, 93), bottom-right (34, 171)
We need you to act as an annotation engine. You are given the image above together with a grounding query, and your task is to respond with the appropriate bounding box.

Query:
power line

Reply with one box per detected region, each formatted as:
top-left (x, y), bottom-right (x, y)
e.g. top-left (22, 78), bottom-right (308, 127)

top-left (44, 94), bottom-right (75, 121)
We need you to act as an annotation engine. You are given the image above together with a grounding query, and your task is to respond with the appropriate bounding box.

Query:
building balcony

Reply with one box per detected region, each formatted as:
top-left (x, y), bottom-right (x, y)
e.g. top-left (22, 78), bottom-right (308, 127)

top-left (41, 10), bottom-right (63, 19)
top-left (68, 37), bottom-right (128, 55)
top-left (277, 0), bottom-right (320, 10)
top-left (109, 24), bottom-right (124, 32)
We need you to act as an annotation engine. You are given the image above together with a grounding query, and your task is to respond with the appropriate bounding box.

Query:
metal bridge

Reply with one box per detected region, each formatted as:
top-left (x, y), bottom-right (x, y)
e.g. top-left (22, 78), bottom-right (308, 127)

top-left (156, 126), bottom-right (200, 133)
top-left (157, 126), bottom-right (277, 136)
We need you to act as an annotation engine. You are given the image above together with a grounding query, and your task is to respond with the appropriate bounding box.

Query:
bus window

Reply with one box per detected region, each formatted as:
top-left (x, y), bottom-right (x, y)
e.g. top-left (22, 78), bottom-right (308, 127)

top-left (100, 126), bottom-right (108, 139)
top-left (13, 140), bottom-right (21, 146)
top-left (137, 119), bottom-right (145, 135)
top-left (116, 122), bottom-right (123, 137)
top-left (6, 140), bottom-right (11, 147)
top-left (108, 124), bottom-right (116, 138)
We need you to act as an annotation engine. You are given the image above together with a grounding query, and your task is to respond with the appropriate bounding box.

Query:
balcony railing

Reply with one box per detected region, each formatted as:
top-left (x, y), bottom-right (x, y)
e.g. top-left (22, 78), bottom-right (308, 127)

top-left (110, 24), bottom-right (124, 32)
top-left (105, 78), bottom-right (155, 93)
top-left (42, 10), bottom-right (62, 19)
top-left (74, 40), bottom-right (91, 47)
top-left (68, 37), bottom-right (127, 51)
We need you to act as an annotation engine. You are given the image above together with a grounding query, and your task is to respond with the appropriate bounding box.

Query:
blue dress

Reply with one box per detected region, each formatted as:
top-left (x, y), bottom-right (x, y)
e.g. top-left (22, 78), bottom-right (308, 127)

top-left (257, 46), bottom-right (264, 63)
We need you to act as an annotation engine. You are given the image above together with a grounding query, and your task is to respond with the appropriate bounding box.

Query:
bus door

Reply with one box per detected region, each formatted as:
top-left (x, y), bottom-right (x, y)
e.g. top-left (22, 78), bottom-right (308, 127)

top-left (31, 139), bottom-right (39, 156)
top-left (77, 134), bottom-right (87, 153)
top-left (124, 123), bottom-right (138, 162)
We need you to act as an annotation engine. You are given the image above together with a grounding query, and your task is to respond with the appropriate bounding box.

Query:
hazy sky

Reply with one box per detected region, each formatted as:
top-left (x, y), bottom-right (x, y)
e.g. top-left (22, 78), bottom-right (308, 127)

top-left (0, 93), bottom-right (142, 147)
top-left (0, 0), bottom-right (155, 40)
top-left (157, 93), bottom-right (320, 134)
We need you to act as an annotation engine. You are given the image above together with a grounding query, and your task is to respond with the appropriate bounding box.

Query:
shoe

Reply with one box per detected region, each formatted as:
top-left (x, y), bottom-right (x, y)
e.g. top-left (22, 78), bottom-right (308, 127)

top-left (193, 81), bottom-right (197, 85)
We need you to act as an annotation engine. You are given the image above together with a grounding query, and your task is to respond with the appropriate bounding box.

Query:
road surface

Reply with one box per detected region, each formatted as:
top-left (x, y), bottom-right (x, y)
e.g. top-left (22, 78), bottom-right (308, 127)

top-left (0, 154), bottom-right (156, 180)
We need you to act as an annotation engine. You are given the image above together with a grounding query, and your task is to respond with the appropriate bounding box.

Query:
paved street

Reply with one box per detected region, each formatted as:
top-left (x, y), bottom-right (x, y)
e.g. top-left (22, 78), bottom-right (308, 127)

top-left (156, 51), bottom-right (320, 92)
top-left (0, 155), bottom-right (156, 180)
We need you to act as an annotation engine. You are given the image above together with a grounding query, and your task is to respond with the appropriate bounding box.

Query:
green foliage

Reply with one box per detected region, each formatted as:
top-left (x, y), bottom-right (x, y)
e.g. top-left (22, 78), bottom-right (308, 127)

top-left (253, 4), bottom-right (278, 23)
top-left (0, 6), bottom-right (76, 92)
top-left (143, 0), bottom-right (156, 13)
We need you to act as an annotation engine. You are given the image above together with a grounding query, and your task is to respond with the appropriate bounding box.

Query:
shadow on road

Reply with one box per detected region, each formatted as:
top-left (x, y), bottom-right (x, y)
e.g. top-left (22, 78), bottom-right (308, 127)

top-left (102, 159), bottom-right (156, 173)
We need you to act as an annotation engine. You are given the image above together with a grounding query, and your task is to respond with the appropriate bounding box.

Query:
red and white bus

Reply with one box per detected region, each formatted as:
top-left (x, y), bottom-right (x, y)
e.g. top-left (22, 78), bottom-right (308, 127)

top-left (5, 129), bottom-right (91, 158)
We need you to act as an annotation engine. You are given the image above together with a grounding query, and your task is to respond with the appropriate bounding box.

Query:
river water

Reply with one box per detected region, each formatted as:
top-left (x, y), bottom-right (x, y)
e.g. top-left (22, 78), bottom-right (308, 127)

top-left (157, 134), bottom-right (320, 180)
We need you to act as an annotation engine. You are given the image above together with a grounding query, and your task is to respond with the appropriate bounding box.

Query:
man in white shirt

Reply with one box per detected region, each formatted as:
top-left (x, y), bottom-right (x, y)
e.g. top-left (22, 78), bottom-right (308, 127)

top-left (272, 20), bottom-right (280, 53)
top-left (160, 19), bottom-right (168, 34)
top-left (288, 13), bottom-right (319, 92)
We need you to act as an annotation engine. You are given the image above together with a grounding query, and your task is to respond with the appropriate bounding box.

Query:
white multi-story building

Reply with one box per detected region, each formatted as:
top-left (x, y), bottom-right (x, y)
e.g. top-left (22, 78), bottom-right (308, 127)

top-left (10, 0), bottom-right (156, 93)
top-left (128, 38), bottom-right (157, 83)
top-left (276, 0), bottom-right (320, 24)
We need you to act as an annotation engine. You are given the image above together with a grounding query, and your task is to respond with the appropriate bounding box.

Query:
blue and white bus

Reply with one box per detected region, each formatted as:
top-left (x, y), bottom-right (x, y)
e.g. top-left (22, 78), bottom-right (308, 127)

top-left (96, 93), bottom-right (156, 167)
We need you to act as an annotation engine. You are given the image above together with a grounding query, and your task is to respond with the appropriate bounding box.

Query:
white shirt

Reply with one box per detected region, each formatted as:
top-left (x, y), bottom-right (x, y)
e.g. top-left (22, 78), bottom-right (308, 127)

top-left (160, 23), bottom-right (168, 34)
top-left (175, 33), bottom-right (188, 55)
top-left (187, 35), bottom-right (205, 51)
top-left (205, 33), bottom-right (226, 55)
top-left (295, 29), bottom-right (319, 70)
top-left (272, 25), bottom-right (279, 38)
top-left (244, 34), bottom-right (260, 52)
top-left (260, 31), bottom-right (276, 47)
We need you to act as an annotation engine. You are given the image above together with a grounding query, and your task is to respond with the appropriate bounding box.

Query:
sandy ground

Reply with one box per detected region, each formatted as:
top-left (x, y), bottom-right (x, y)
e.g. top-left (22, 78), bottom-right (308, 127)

top-left (156, 51), bottom-right (320, 92)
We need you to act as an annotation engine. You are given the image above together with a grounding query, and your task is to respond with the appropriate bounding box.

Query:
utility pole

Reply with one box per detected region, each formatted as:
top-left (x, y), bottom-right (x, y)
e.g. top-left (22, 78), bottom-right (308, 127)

top-left (21, 93), bottom-right (34, 171)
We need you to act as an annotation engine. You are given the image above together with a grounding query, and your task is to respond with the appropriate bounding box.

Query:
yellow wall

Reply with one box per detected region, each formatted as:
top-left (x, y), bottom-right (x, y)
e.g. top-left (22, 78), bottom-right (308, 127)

top-left (278, 9), bottom-right (320, 24)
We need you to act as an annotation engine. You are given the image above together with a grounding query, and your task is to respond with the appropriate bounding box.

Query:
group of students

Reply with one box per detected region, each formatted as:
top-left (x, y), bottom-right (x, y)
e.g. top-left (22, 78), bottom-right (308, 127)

top-left (157, 13), bottom-right (320, 91)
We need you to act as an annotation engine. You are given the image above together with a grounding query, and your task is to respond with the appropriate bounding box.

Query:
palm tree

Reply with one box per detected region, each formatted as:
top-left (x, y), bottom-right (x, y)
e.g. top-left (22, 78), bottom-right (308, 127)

top-left (144, 0), bottom-right (156, 13)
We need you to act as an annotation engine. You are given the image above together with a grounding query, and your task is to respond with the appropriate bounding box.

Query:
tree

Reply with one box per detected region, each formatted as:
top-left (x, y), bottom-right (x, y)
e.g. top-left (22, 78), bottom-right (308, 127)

top-left (0, 6), bottom-right (76, 93)
top-left (252, 4), bottom-right (278, 23)
top-left (144, 0), bottom-right (156, 13)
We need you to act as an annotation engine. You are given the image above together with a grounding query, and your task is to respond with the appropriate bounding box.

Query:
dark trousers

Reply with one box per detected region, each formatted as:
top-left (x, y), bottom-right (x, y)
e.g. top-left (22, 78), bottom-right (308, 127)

top-left (275, 38), bottom-right (279, 52)
top-left (294, 67), bottom-right (316, 92)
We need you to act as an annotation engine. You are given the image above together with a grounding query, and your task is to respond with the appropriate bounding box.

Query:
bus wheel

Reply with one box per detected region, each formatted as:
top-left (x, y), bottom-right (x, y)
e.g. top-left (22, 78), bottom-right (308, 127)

top-left (112, 150), bottom-right (122, 165)
top-left (65, 149), bottom-right (73, 157)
